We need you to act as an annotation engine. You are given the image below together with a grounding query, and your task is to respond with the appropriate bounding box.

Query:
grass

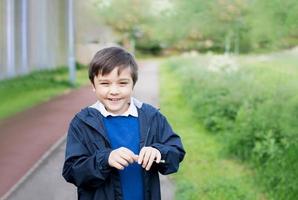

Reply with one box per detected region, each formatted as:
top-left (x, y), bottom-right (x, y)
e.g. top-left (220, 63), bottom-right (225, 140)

top-left (0, 65), bottom-right (89, 120)
top-left (159, 62), bottom-right (267, 200)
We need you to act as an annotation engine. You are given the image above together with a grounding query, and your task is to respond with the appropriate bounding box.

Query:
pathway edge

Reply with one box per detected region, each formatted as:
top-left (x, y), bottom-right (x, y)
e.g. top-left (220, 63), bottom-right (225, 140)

top-left (1, 134), bottom-right (67, 200)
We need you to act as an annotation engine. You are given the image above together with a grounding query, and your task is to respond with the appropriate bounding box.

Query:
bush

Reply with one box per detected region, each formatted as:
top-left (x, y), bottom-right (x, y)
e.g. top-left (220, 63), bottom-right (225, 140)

top-left (165, 54), bottom-right (298, 199)
top-left (136, 39), bottom-right (163, 55)
top-left (259, 143), bottom-right (298, 200)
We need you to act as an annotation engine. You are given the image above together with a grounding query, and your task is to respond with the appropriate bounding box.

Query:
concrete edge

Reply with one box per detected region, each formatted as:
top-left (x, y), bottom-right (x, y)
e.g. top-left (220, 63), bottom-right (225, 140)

top-left (1, 134), bottom-right (67, 200)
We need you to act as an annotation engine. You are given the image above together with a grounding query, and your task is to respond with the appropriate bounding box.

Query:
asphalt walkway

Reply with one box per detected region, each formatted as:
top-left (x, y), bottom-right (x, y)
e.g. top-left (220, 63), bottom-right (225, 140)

top-left (0, 61), bottom-right (175, 200)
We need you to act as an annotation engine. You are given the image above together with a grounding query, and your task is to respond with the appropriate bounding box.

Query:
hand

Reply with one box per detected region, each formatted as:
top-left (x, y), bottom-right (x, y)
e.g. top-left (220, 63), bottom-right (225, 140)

top-left (108, 147), bottom-right (138, 170)
top-left (138, 147), bottom-right (161, 171)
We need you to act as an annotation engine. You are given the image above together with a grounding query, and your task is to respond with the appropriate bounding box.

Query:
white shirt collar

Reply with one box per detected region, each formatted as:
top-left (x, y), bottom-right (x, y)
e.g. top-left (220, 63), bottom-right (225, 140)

top-left (89, 97), bottom-right (142, 117)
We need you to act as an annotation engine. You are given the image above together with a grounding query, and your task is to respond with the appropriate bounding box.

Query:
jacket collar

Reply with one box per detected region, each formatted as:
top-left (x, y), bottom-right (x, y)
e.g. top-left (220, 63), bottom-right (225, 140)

top-left (76, 102), bottom-right (159, 147)
top-left (89, 97), bottom-right (142, 117)
top-left (76, 107), bottom-right (110, 143)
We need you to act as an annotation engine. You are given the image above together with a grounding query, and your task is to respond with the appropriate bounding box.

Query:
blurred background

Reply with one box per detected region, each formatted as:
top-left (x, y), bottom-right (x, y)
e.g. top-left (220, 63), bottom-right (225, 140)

top-left (0, 0), bottom-right (298, 199)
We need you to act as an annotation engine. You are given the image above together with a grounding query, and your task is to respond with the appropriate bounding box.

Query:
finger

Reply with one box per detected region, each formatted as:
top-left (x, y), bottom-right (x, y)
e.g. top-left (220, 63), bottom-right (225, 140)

top-left (146, 152), bottom-right (156, 171)
top-left (155, 151), bottom-right (161, 163)
top-left (132, 154), bottom-right (139, 162)
top-left (115, 156), bottom-right (129, 167)
top-left (121, 148), bottom-right (137, 163)
top-left (138, 147), bottom-right (146, 164)
top-left (119, 152), bottom-right (135, 164)
top-left (109, 157), bottom-right (125, 170)
top-left (142, 149), bottom-right (151, 168)
top-left (113, 161), bottom-right (125, 170)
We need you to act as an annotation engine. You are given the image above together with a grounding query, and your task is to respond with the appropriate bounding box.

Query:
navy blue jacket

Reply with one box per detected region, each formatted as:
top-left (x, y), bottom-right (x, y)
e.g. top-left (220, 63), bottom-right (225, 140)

top-left (62, 103), bottom-right (185, 200)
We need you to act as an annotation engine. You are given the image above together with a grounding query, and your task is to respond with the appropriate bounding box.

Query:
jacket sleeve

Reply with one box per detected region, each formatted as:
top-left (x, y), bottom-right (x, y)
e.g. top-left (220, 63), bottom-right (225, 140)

top-left (62, 119), bottom-right (112, 189)
top-left (151, 113), bottom-right (185, 175)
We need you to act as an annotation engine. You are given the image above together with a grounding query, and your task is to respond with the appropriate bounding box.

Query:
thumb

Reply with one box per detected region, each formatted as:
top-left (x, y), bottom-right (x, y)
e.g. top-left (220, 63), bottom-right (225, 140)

top-left (133, 154), bottom-right (139, 162)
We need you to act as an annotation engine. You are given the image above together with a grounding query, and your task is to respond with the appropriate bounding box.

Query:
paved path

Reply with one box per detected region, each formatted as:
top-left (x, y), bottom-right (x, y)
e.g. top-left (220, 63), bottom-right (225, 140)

top-left (0, 86), bottom-right (96, 199)
top-left (1, 61), bottom-right (175, 200)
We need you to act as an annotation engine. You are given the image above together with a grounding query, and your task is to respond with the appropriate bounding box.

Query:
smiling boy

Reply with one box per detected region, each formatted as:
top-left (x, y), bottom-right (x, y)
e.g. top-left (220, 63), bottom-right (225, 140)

top-left (62, 47), bottom-right (185, 200)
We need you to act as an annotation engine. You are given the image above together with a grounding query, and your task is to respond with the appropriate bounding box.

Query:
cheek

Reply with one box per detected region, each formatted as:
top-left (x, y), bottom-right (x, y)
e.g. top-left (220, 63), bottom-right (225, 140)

top-left (123, 87), bottom-right (133, 95)
top-left (95, 88), bottom-right (107, 97)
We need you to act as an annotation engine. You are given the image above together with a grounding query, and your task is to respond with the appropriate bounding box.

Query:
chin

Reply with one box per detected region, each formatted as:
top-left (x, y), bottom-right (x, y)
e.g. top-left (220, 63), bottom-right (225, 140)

top-left (108, 106), bottom-right (123, 113)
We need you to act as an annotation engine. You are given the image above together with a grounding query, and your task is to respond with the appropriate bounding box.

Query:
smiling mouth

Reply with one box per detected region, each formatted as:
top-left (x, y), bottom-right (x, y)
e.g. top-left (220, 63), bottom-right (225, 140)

top-left (108, 98), bottom-right (122, 101)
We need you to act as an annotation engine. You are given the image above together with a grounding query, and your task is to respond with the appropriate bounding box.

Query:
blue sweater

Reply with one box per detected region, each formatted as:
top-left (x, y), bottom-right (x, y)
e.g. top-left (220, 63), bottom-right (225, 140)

top-left (103, 116), bottom-right (144, 200)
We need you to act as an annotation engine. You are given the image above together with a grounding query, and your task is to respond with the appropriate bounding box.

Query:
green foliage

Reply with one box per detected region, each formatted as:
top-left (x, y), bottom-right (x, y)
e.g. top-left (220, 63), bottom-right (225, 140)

top-left (95, 0), bottom-right (153, 51)
top-left (160, 62), bottom-right (266, 200)
top-left (94, 0), bottom-right (298, 53)
top-left (247, 0), bottom-right (298, 50)
top-left (163, 53), bottom-right (298, 199)
top-left (259, 144), bottom-right (298, 200)
top-left (96, 0), bottom-right (151, 32)
top-left (168, 0), bottom-right (298, 52)
top-left (135, 38), bottom-right (162, 55)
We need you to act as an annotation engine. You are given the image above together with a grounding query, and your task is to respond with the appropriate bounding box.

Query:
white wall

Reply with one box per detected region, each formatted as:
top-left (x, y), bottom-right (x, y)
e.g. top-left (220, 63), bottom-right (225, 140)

top-left (0, 0), bottom-right (68, 80)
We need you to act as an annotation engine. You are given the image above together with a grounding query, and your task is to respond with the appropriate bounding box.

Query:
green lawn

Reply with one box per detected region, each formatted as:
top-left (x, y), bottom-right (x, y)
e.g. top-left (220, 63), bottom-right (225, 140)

top-left (0, 65), bottom-right (89, 120)
top-left (159, 63), bottom-right (267, 200)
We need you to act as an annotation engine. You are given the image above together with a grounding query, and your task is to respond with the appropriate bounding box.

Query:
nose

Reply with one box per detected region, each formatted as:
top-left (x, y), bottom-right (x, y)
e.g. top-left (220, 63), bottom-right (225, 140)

top-left (109, 84), bottom-right (119, 95)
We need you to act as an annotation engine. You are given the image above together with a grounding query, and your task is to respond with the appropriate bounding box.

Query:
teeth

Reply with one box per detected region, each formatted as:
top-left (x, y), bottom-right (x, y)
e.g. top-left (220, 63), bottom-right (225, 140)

top-left (109, 98), bottom-right (121, 101)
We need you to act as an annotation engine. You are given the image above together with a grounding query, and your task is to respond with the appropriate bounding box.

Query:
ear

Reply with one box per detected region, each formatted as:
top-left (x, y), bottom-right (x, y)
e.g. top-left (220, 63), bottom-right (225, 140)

top-left (91, 83), bottom-right (96, 92)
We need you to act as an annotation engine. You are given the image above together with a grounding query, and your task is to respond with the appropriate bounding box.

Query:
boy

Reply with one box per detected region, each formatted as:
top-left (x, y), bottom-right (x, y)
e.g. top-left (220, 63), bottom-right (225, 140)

top-left (62, 47), bottom-right (185, 200)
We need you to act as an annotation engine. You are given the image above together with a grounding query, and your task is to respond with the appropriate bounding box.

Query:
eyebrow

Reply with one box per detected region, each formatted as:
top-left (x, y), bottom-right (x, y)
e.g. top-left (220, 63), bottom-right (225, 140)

top-left (118, 79), bottom-right (131, 81)
top-left (97, 79), bottom-right (110, 82)
top-left (97, 78), bottom-right (131, 82)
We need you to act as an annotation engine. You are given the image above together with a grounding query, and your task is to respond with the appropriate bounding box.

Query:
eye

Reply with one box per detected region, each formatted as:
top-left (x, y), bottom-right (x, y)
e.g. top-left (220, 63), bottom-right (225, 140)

top-left (119, 81), bottom-right (129, 86)
top-left (99, 82), bottom-right (109, 86)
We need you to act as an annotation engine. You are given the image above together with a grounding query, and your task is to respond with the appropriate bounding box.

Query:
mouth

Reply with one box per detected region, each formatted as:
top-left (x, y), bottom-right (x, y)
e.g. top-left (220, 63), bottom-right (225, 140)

top-left (107, 98), bottom-right (122, 102)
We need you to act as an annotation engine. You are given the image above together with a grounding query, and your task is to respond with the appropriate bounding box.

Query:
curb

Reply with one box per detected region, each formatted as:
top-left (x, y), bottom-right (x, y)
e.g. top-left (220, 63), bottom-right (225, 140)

top-left (1, 134), bottom-right (67, 200)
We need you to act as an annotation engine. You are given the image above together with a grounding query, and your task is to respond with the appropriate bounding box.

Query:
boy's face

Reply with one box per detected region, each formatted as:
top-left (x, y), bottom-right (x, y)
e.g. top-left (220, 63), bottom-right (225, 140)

top-left (93, 67), bottom-right (134, 115)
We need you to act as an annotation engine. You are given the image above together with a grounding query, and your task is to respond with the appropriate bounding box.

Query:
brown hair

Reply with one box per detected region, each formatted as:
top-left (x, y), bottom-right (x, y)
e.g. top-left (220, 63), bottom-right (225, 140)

top-left (89, 47), bottom-right (138, 86)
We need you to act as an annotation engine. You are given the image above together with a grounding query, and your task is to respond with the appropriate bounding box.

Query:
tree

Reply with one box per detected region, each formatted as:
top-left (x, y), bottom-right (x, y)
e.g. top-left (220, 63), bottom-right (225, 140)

top-left (247, 0), bottom-right (298, 50)
top-left (95, 0), bottom-right (152, 53)
top-left (93, 0), bottom-right (298, 53)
